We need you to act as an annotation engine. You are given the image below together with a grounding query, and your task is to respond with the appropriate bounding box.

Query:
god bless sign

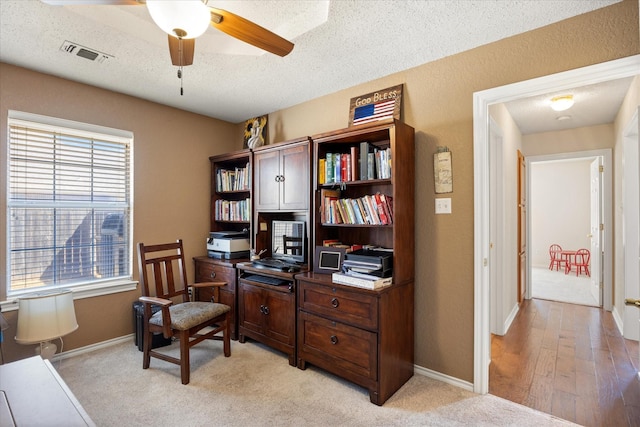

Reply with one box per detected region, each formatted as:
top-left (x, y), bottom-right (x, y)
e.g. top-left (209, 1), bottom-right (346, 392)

top-left (348, 84), bottom-right (403, 127)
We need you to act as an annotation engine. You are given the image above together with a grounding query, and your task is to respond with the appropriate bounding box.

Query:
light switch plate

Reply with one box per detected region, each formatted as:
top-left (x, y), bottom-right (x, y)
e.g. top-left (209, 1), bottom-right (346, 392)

top-left (435, 198), bottom-right (452, 214)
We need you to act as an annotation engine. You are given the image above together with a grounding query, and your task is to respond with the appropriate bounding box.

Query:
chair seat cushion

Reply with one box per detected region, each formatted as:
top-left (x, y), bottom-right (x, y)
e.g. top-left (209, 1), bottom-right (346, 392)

top-left (150, 302), bottom-right (230, 331)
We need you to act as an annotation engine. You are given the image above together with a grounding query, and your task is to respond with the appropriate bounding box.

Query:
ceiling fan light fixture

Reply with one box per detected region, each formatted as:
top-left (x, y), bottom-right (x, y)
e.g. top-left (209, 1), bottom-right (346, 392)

top-left (550, 95), bottom-right (574, 112)
top-left (146, 0), bottom-right (210, 39)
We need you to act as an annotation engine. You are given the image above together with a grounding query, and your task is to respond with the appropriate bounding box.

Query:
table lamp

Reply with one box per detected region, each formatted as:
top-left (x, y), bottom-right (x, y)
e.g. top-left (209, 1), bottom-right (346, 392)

top-left (15, 290), bottom-right (78, 360)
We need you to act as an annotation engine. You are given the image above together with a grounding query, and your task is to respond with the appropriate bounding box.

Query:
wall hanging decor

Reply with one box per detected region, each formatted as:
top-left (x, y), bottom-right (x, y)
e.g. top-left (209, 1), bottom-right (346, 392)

top-left (348, 84), bottom-right (402, 127)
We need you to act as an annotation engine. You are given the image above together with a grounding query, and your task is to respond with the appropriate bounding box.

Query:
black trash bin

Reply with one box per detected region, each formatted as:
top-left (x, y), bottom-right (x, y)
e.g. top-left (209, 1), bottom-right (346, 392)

top-left (132, 301), bottom-right (172, 351)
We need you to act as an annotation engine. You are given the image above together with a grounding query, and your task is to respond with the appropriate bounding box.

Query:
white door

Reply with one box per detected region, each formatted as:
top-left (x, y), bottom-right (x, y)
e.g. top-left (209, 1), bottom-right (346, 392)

top-left (623, 111), bottom-right (640, 344)
top-left (589, 158), bottom-right (602, 306)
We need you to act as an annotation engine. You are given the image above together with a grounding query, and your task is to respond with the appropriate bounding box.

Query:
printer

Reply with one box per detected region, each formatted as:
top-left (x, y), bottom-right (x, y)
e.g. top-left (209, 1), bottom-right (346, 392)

top-left (207, 231), bottom-right (250, 259)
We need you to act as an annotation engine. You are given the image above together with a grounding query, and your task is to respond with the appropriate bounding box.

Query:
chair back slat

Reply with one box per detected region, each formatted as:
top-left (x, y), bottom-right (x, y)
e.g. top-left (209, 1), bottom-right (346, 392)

top-left (138, 240), bottom-right (190, 301)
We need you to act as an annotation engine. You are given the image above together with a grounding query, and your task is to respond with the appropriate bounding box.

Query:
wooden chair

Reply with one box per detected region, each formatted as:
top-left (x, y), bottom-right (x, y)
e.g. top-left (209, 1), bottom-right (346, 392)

top-left (569, 248), bottom-right (591, 277)
top-left (137, 239), bottom-right (230, 384)
top-left (548, 244), bottom-right (564, 271)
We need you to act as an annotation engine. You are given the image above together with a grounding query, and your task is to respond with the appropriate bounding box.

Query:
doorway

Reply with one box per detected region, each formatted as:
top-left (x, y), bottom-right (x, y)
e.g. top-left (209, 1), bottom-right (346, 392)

top-left (472, 55), bottom-right (640, 394)
top-left (528, 153), bottom-right (608, 308)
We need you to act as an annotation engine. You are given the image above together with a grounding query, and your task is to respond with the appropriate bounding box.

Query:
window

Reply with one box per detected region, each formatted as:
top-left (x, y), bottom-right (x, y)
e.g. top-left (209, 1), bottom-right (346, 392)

top-left (7, 111), bottom-right (133, 296)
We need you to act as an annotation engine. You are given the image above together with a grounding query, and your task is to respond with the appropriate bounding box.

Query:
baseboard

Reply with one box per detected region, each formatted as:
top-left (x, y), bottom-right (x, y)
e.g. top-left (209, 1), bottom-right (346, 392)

top-left (53, 334), bottom-right (134, 362)
top-left (503, 303), bottom-right (520, 334)
top-left (612, 305), bottom-right (624, 335)
top-left (414, 364), bottom-right (474, 392)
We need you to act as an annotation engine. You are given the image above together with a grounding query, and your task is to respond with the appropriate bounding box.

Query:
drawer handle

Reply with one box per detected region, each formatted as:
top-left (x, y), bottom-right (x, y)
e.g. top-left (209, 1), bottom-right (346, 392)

top-left (210, 272), bottom-right (216, 279)
top-left (330, 298), bottom-right (339, 308)
top-left (260, 305), bottom-right (270, 315)
top-left (330, 335), bottom-right (338, 345)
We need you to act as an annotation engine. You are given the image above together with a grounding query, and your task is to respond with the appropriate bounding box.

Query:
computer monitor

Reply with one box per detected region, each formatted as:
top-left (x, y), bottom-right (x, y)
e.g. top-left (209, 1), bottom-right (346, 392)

top-left (271, 220), bottom-right (306, 263)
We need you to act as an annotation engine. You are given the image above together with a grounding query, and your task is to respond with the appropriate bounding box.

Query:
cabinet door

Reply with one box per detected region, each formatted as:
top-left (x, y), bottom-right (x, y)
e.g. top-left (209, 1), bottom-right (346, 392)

top-left (238, 282), bottom-right (265, 335)
top-left (264, 290), bottom-right (295, 346)
top-left (280, 144), bottom-right (309, 210)
top-left (254, 150), bottom-right (281, 210)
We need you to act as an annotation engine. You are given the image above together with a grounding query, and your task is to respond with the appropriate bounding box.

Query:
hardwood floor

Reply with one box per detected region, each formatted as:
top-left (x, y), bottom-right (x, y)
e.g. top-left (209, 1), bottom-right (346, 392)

top-left (490, 299), bottom-right (640, 427)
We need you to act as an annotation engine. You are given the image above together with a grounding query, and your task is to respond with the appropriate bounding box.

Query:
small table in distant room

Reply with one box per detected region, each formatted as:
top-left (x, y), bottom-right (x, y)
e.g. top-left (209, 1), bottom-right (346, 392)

top-left (560, 250), bottom-right (577, 274)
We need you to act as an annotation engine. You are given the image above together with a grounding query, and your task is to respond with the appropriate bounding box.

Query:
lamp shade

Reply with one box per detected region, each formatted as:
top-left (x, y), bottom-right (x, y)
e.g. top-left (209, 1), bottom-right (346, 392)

top-left (146, 0), bottom-right (211, 39)
top-left (15, 290), bottom-right (78, 344)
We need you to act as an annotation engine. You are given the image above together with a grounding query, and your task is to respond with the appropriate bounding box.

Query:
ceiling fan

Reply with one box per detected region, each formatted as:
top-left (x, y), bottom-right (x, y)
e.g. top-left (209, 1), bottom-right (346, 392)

top-left (40, 0), bottom-right (295, 68)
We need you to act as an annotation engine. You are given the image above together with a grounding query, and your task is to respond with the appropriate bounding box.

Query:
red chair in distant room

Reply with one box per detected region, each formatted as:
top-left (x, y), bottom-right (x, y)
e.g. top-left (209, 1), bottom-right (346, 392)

top-left (569, 248), bottom-right (591, 277)
top-left (548, 244), bottom-right (564, 271)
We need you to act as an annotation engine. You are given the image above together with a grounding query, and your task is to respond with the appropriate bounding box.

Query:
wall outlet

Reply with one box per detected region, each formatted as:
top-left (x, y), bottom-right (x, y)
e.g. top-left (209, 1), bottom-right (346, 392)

top-left (435, 198), bottom-right (452, 214)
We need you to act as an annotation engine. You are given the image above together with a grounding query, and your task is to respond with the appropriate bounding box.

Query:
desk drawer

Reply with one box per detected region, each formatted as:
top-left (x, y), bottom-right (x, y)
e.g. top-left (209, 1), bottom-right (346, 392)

top-left (195, 262), bottom-right (236, 292)
top-left (298, 311), bottom-right (377, 381)
top-left (298, 281), bottom-right (377, 329)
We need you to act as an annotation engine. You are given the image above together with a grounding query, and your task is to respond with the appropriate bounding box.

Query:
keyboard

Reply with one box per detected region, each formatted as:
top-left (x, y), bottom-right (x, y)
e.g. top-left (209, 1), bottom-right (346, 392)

top-left (252, 258), bottom-right (300, 272)
top-left (244, 274), bottom-right (287, 286)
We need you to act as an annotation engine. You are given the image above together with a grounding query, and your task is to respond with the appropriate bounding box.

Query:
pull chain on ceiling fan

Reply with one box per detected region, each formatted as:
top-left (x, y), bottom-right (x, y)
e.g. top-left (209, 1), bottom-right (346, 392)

top-left (41, 0), bottom-right (294, 94)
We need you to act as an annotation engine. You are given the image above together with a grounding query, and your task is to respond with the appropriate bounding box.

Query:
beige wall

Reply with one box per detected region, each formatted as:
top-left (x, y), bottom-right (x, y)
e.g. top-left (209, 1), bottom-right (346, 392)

top-left (523, 124), bottom-right (616, 156)
top-left (0, 1), bottom-right (638, 382)
top-left (0, 64), bottom-right (238, 361)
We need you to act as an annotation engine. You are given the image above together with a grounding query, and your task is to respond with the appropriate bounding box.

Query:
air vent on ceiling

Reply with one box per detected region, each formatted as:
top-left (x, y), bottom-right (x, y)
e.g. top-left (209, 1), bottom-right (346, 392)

top-left (60, 41), bottom-right (113, 64)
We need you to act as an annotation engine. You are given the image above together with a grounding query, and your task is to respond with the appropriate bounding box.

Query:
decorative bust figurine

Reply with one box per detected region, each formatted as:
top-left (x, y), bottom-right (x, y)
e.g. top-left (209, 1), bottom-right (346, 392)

top-left (247, 120), bottom-right (263, 149)
top-left (245, 116), bottom-right (266, 149)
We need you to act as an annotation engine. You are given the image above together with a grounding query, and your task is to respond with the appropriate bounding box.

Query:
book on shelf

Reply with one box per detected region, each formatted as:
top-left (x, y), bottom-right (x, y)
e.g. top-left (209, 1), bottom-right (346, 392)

top-left (325, 153), bottom-right (334, 184)
top-left (216, 162), bottom-right (250, 192)
top-left (318, 158), bottom-right (326, 185)
top-left (214, 198), bottom-right (250, 222)
top-left (350, 146), bottom-right (359, 181)
top-left (334, 153), bottom-right (341, 183)
top-left (325, 194), bottom-right (393, 225)
top-left (320, 188), bottom-right (341, 224)
top-left (322, 239), bottom-right (341, 246)
top-left (332, 271), bottom-right (392, 289)
top-left (359, 142), bottom-right (369, 180)
top-left (341, 153), bottom-right (349, 182)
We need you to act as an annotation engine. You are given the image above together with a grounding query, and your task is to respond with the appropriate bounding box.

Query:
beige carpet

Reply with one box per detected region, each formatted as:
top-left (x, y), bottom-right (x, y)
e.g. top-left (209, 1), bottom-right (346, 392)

top-left (56, 339), bottom-right (578, 427)
top-left (531, 267), bottom-right (598, 306)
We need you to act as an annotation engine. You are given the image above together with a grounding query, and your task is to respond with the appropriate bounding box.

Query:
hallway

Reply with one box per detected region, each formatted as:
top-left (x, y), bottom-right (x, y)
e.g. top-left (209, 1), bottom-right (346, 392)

top-left (489, 299), bottom-right (640, 426)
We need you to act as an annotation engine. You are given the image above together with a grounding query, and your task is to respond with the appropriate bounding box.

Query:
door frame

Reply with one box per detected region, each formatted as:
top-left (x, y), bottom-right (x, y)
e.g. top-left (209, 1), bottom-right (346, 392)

top-left (472, 54), bottom-right (640, 394)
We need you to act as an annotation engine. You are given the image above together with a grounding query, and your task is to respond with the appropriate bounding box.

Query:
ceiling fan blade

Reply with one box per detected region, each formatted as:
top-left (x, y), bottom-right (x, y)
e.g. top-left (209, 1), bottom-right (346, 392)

top-left (208, 7), bottom-right (294, 57)
top-left (168, 36), bottom-right (195, 66)
top-left (40, 0), bottom-right (144, 5)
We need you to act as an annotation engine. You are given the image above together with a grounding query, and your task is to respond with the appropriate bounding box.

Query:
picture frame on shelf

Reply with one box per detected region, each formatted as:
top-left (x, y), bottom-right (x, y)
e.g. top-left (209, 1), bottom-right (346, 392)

top-left (313, 246), bottom-right (346, 274)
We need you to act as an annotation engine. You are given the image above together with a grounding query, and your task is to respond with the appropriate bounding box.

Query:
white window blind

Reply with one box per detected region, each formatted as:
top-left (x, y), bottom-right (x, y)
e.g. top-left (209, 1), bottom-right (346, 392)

top-left (7, 112), bottom-right (132, 294)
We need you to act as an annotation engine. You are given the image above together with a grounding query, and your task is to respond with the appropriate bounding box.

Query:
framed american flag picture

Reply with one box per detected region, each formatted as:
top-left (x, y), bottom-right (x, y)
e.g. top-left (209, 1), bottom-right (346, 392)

top-left (348, 84), bottom-right (402, 127)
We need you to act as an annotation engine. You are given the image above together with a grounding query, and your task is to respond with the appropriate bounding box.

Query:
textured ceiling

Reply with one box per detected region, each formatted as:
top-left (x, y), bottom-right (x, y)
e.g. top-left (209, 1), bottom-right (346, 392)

top-left (504, 76), bottom-right (635, 135)
top-left (0, 0), bottom-right (626, 131)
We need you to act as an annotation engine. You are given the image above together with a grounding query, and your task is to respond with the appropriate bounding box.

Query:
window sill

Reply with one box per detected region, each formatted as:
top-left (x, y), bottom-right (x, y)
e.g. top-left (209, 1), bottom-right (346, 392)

top-left (1, 279), bottom-right (138, 311)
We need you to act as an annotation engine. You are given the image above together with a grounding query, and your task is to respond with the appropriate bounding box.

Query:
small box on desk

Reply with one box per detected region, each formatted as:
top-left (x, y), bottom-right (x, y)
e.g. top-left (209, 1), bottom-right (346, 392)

top-left (343, 249), bottom-right (393, 278)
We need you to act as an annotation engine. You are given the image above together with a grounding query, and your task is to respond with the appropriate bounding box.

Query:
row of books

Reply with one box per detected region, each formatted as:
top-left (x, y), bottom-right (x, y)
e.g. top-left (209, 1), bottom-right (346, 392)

top-left (215, 163), bottom-right (250, 192)
top-left (214, 198), bottom-right (250, 222)
top-left (320, 189), bottom-right (393, 225)
top-left (318, 143), bottom-right (391, 184)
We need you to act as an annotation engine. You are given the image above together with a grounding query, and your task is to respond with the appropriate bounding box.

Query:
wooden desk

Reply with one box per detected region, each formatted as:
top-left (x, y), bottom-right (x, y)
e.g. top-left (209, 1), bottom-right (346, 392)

top-left (0, 356), bottom-right (95, 426)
